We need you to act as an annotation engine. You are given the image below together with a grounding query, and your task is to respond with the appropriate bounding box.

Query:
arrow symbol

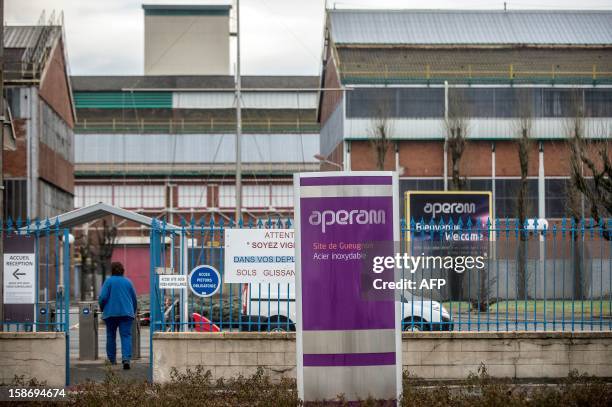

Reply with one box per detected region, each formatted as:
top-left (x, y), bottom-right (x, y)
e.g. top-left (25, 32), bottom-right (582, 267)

top-left (13, 269), bottom-right (26, 279)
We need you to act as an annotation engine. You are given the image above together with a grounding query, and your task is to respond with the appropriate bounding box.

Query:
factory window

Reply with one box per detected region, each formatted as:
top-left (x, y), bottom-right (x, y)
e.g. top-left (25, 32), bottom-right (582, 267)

top-left (396, 88), bottom-right (445, 117)
top-left (3, 179), bottom-right (27, 221)
top-left (545, 178), bottom-right (571, 219)
top-left (77, 185), bottom-right (113, 207)
top-left (218, 185), bottom-right (236, 208)
top-left (399, 178), bottom-right (445, 218)
top-left (347, 88), bottom-right (444, 118)
top-left (178, 185), bottom-right (207, 208)
top-left (113, 185), bottom-right (165, 209)
top-left (346, 87), bottom-right (612, 119)
top-left (243, 185), bottom-right (270, 208)
top-left (271, 184), bottom-right (294, 208)
top-left (494, 178), bottom-right (538, 220)
top-left (142, 185), bottom-right (166, 208)
top-left (114, 185), bottom-right (142, 209)
top-left (584, 89), bottom-right (612, 117)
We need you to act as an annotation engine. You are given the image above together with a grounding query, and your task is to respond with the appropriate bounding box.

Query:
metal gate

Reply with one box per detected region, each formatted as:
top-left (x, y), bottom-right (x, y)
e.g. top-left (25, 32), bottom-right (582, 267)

top-left (2, 219), bottom-right (71, 385)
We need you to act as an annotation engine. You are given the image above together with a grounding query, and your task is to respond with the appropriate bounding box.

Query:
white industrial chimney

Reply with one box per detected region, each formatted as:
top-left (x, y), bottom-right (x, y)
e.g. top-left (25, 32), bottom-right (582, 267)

top-left (143, 3), bottom-right (231, 75)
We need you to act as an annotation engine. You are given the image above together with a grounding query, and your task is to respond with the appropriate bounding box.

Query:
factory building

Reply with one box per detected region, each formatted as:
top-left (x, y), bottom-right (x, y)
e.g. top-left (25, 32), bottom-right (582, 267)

top-left (318, 9), bottom-right (612, 219)
top-left (3, 17), bottom-right (76, 221)
top-left (71, 4), bottom-right (319, 294)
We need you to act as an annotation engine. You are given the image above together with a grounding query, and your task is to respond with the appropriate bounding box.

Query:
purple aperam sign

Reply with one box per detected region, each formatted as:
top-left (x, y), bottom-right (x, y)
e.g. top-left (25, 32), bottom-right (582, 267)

top-left (294, 172), bottom-right (401, 402)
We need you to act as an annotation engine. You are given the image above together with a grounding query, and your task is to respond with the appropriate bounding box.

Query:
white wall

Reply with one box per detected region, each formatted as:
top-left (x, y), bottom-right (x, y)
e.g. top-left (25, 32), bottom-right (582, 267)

top-left (145, 14), bottom-right (230, 75)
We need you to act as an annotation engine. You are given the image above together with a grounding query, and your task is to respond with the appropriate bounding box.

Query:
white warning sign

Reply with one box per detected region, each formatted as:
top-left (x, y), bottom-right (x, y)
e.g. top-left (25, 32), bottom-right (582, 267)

top-left (159, 274), bottom-right (187, 290)
top-left (3, 253), bottom-right (36, 304)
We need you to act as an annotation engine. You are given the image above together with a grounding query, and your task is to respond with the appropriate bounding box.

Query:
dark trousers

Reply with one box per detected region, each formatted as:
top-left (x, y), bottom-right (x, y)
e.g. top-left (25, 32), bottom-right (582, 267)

top-left (105, 316), bottom-right (133, 363)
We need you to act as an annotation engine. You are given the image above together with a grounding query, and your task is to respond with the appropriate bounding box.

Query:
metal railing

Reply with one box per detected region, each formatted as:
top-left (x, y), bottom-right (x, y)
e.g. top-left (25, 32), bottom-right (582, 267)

top-left (149, 217), bottom-right (611, 334)
top-left (75, 119), bottom-right (320, 134)
top-left (341, 64), bottom-right (612, 85)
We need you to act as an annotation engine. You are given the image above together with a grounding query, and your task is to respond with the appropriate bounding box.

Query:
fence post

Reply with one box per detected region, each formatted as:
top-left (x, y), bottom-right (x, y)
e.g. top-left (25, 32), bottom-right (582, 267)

top-left (63, 228), bottom-right (70, 386)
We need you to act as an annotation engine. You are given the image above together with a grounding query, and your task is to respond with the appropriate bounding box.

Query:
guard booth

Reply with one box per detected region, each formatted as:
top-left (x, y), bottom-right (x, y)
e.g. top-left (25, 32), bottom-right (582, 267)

top-left (15, 203), bottom-right (183, 384)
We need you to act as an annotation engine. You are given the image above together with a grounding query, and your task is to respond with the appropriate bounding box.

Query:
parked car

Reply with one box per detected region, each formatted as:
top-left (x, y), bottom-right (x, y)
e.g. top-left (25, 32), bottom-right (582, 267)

top-left (400, 292), bottom-right (453, 331)
top-left (139, 310), bottom-right (151, 326)
top-left (240, 283), bottom-right (453, 332)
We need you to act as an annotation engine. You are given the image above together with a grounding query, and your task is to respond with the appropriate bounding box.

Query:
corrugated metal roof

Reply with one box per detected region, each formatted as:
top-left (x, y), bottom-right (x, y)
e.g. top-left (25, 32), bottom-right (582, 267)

top-left (329, 10), bottom-right (612, 45)
top-left (70, 75), bottom-right (320, 91)
top-left (4, 25), bottom-right (60, 48)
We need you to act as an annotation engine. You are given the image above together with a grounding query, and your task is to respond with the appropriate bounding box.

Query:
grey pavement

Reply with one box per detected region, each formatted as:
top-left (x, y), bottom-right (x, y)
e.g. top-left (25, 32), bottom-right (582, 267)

top-left (68, 307), bottom-right (149, 384)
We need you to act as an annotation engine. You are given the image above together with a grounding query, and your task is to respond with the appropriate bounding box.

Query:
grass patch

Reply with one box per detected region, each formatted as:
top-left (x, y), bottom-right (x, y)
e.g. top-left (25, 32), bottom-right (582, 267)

top-left (442, 300), bottom-right (611, 317)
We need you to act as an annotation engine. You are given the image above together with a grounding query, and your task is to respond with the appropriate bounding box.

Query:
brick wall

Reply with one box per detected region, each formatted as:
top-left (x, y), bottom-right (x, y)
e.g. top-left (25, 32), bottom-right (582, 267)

top-left (349, 139), bottom-right (612, 177)
top-left (39, 40), bottom-right (75, 128)
top-left (3, 118), bottom-right (27, 178)
top-left (0, 332), bottom-right (66, 386)
top-left (153, 331), bottom-right (612, 383)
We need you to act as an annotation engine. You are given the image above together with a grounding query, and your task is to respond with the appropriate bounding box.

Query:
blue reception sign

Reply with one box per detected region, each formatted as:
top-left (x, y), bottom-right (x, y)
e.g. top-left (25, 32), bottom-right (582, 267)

top-left (188, 265), bottom-right (221, 298)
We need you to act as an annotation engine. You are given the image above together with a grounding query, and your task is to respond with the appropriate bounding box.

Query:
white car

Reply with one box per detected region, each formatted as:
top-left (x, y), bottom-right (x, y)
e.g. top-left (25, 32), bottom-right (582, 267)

top-left (240, 284), bottom-right (453, 332)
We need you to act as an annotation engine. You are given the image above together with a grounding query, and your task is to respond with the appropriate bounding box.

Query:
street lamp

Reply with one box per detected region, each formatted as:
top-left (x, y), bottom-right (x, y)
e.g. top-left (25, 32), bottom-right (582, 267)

top-left (313, 154), bottom-right (343, 170)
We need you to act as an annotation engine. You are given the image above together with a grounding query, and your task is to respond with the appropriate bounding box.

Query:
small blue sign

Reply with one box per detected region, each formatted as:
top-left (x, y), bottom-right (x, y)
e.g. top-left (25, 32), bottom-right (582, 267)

top-left (188, 265), bottom-right (221, 298)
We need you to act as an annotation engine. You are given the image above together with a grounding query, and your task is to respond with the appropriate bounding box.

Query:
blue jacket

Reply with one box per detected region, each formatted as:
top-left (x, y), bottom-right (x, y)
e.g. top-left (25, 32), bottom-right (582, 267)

top-left (98, 276), bottom-right (137, 320)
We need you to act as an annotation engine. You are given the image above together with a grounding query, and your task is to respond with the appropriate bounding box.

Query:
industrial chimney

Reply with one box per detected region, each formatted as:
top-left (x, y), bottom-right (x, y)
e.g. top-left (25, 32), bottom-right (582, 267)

top-left (142, 3), bottom-right (231, 75)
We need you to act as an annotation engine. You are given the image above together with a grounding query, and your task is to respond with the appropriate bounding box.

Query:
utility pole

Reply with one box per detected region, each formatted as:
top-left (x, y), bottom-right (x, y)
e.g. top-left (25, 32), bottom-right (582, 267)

top-left (234, 0), bottom-right (242, 223)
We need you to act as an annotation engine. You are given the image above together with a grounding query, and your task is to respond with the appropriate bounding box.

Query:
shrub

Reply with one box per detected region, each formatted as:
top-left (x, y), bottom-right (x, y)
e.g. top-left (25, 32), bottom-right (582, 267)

top-left (29, 365), bottom-right (610, 406)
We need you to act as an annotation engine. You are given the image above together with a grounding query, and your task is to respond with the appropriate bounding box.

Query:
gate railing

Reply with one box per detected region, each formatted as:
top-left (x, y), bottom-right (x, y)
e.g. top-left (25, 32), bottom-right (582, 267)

top-left (149, 217), bottom-right (611, 335)
top-left (1, 218), bottom-right (71, 333)
top-left (1, 218), bottom-right (71, 385)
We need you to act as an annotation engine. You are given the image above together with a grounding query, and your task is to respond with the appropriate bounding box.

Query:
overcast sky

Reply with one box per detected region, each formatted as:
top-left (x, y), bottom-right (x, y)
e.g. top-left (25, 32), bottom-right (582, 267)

top-left (7, 0), bottom-right (612, 76)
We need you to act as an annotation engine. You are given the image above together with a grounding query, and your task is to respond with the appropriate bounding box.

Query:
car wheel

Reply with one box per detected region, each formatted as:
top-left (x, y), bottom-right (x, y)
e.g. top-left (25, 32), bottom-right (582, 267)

top-left (266, 316), bottom-right (295, 332)
top-left (402, 317), bottom-right (427, 331)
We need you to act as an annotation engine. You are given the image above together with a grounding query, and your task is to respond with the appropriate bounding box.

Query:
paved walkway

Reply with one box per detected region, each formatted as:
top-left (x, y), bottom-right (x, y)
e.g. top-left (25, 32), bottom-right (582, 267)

top-left (69, 308), bottom-right (150, 384)
top-left (71, 359), bottom-right (149, 384)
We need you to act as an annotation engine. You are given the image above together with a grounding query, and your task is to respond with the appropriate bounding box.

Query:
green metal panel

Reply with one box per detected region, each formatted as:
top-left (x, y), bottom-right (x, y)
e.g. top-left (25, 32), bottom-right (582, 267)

top-left (73, 92), bottom-right (173, 109)
top-left (144, 8), bottom-right (230, 16)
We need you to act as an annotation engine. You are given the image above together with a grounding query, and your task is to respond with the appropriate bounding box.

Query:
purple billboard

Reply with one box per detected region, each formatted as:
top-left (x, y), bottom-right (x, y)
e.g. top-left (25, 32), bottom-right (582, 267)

top-left (294, 172), bottom-right (401, 402)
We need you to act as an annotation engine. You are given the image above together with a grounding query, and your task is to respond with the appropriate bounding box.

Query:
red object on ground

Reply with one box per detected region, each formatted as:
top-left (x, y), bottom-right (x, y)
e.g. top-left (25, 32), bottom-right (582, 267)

top-left (192, 313), bottom-right (220, 332)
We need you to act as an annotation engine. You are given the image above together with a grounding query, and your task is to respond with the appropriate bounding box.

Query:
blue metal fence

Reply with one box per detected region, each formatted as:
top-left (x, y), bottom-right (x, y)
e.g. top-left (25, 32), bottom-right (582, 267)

top-left (148, 217), bottom-right (611, 335)
top-left (1, 218), bottom-right (71, 385)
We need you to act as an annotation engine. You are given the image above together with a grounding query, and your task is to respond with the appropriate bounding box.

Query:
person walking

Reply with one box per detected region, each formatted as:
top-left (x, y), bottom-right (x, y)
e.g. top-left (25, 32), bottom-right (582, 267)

top-left (98, 262), bottom-right (138, 370)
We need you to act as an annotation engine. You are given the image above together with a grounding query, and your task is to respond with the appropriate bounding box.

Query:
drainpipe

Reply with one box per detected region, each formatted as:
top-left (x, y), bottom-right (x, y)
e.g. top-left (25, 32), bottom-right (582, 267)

top-left (538, 142), bottom-right (545, 221)
top-left (491, 142), bottom-right (496, 219)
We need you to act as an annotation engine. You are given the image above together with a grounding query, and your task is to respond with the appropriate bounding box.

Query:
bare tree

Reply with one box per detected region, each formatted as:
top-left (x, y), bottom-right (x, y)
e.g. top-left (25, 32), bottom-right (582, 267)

top-left (515, 89), bottom-right (533, 300)
top-left (368, 99), bottom-right (392, 170)
top-left (566, 92), bottom-right (611, 299)
top-left (96, 219), bottom-right (118, 282)
top-left (445, 88), bottom-right (469, 191)
top-left (568, 120), bottom-right (612, 236)
top-left (76, 234), bottom-right (96, 300)
top-left (443, 88), bottom-right (470, 300)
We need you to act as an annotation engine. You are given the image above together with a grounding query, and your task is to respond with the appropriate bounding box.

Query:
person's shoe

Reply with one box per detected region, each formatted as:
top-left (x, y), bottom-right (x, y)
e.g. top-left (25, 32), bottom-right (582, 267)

top-left (122, 361), bottom-right (130, 370)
